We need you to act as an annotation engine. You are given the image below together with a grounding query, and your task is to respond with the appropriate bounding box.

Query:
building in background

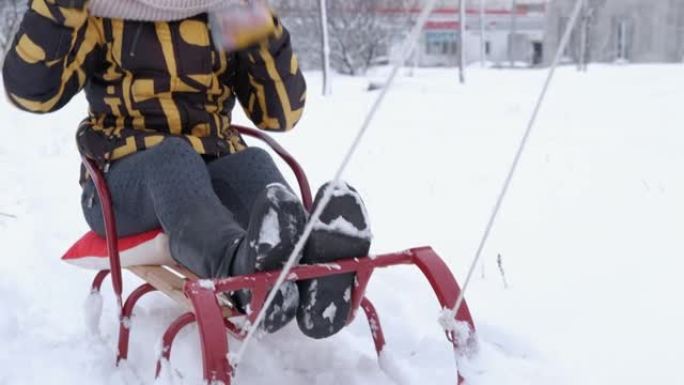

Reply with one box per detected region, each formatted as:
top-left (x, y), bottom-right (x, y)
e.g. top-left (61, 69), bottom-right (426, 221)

top-left (545, 0), bottom-right (684, 65)
top-left (409, 0), bottom-right (548, 67)
top-left (5, 0), bottom-right (684, 73)
top-left (277, 0), bottom-right (550, 73)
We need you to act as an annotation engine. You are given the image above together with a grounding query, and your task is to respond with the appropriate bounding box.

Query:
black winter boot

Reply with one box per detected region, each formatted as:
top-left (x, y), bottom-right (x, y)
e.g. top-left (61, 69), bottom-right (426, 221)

top-left (297, 182), bottom-right (371, 339)
top-left (231, 183), bottom-right (307, 333)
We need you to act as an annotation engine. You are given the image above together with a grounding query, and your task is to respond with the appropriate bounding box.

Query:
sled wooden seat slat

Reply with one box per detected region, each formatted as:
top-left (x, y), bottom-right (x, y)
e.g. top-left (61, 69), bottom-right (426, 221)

top-left (127, 265), bottom-right (192, 309)
top-left (170, 265), bottom-right (201, 280)
top-left (127, 264), bottom-right (238, 318)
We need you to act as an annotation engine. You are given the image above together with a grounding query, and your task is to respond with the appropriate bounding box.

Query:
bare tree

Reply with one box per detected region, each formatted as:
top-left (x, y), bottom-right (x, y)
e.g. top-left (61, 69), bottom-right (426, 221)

top-left (326, 0), bottom-right (415, 75)
top-left (577, 0), bottom-right (606, 71)
top-left (479, 0), bottom-right (487, 67)
top-left (318, 0), bottom-right (331, 95)
top-left (276, 0), bottom-right (418, 76)
top-left (0, 0), bottom-right (27, 66)
top-left (274, 0), bottom-right (322, 70)
top-left (508, 0), bottom-right (518, 67)
top-left (459, 0), bottom-right (466, 83)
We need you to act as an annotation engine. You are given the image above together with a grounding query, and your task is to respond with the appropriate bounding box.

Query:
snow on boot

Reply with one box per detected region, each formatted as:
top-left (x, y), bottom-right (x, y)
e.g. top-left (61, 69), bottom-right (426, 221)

top-left (231, 183), bottom-right (306, 333)
top-left (297, 182), bottom-right (371, 339)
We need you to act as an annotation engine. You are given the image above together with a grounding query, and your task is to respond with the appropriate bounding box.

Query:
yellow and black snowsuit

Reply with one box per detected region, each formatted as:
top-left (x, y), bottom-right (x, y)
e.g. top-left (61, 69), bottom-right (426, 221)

top-left (2, 0), bottom-right (306, 172)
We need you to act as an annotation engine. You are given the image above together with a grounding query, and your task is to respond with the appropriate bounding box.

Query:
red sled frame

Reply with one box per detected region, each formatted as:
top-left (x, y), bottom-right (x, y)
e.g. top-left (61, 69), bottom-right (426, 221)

top-left (81, 125), bottom-right (476, 384)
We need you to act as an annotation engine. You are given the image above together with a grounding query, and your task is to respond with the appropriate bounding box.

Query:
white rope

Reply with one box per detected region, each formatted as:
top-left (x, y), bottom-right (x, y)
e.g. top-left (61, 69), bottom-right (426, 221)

top-left (447, 0), bottom-right (585, 319)
top-left (232, 0), bottom-right (442, 366)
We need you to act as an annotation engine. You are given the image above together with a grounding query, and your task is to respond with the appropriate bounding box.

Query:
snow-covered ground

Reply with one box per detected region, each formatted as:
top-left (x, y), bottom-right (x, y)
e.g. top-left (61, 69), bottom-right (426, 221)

top-left (1, 64), bottom-right (683, 385)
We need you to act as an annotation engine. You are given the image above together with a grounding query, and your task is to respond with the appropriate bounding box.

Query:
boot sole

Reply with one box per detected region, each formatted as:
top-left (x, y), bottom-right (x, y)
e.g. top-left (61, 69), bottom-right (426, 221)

top-left (297, 183), bottom-right (371, 339)
top-left (233, 184), bottom-right (307, 333)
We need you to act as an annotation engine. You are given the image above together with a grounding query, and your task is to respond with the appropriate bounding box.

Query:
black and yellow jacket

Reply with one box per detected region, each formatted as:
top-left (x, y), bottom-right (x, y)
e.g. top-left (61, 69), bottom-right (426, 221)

top-left (2, 0), bottom-right (306, 176)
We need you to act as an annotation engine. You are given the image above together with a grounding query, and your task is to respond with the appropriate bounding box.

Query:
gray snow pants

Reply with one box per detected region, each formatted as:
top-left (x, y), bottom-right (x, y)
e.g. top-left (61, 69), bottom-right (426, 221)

top-left (81, 138), bottom-right (289, 278)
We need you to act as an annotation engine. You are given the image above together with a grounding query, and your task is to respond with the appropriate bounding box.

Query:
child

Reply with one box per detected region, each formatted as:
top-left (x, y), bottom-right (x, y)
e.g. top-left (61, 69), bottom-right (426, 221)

top-left (2, 0), bottom-right (370, 338)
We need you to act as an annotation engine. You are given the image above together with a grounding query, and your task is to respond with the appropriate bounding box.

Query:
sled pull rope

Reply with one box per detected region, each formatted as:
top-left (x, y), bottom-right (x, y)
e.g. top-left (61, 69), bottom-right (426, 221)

top-left (232, 0), bottom-right (441, 366)
top-left (448, 0), bottom-right (585, 319)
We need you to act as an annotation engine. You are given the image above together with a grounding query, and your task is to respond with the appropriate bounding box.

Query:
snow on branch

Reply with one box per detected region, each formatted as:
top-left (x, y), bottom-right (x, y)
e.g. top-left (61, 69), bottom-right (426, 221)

top-left (275, 0), bottom-right (418, 75)
top-left (0, 0), bottom-right (27, 66)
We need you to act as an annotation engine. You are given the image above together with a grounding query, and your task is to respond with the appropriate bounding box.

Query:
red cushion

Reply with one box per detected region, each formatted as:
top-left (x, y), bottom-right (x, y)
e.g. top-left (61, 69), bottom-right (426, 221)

top-left (62, 228), bottom-right (174, 270)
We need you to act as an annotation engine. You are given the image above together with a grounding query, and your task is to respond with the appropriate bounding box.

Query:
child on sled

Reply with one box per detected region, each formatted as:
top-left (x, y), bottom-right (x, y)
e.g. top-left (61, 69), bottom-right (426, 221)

top-left (2, 0), bottom-right (370, 338)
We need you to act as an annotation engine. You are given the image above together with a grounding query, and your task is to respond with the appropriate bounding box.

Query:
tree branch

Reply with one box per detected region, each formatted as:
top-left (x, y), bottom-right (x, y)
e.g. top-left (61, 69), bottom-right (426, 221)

top-left (497, 253), bottom-right (509, 289)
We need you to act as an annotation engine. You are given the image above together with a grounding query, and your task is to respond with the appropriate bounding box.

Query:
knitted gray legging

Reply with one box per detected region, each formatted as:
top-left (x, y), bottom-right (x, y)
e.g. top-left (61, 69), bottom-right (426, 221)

top-left (81, 138), bottom-right (288, 278)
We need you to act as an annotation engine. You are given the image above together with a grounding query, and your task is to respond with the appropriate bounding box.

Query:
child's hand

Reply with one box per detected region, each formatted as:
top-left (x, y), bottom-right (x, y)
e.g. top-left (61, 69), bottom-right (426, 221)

top-left (212, 0), bottom-right (275, 51)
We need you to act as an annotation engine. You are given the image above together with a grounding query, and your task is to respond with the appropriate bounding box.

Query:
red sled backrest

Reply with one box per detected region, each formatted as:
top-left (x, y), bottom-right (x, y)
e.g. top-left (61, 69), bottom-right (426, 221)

top-left (62, 229), bottom-right (173, 270)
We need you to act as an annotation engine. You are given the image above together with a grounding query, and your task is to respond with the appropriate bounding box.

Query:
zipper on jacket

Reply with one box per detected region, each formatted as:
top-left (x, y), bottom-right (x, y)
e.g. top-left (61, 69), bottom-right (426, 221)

top-left (129, 23), bottom-right (144, 57)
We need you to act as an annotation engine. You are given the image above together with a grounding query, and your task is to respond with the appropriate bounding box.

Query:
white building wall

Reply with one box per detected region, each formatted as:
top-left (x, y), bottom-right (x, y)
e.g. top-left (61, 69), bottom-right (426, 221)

top-left (544, 0), bottom-right (684, 64)
top-left (413, 3), bottom-right (548, 67)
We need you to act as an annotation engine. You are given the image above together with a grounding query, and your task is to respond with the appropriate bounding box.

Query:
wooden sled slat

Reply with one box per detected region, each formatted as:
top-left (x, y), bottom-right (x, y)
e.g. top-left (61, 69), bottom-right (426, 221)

top-left (127, 265), bottom-right (238, 318)
top-left (128, 265), bottom-right (191, 309)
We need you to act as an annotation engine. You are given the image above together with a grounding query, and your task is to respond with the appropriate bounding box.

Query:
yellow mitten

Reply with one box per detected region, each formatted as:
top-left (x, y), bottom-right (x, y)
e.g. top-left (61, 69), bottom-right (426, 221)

top-left (212, 1), bottom-right (276, 51)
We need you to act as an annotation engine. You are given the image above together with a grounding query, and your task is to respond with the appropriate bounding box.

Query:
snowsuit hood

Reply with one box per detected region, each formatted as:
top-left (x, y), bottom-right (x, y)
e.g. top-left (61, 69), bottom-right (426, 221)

top-left (89, 0), bottom-right (231, 21)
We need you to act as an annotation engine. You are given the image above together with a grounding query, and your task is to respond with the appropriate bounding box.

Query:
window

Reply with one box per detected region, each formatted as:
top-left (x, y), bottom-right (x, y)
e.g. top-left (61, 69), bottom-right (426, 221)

top-left (425, 31), bottom-right (459, 56)
top-left (532, 42), bottom-right (543, 65)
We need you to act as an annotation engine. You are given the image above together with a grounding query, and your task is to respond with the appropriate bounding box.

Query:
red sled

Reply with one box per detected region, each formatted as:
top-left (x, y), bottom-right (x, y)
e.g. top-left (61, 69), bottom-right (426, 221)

top-left (64, 125), bottom-right (476, 384)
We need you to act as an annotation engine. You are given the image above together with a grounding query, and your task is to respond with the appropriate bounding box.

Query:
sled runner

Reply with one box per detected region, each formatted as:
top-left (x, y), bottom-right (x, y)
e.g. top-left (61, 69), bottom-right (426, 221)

top-left (64, 125), bottom-right (476, 384)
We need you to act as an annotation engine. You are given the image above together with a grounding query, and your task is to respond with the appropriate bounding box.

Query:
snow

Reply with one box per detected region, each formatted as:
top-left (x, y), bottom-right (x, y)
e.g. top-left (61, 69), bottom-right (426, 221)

top-left (1, 64), bottom-right (684, 385)
top-left (313, 216), bottom-right (372, 240)
top-left (198, 280), bottom-right (216, 290)
top-left (313, 181), bottom-right (373, 239)
top-left (322, 302), bottom-right (337, 324)
top-left (84, 290), bottom-right (104, 336)
top-left (279, 280), bottom-right (298, 311)
top-left (438, 309), bottom-right (475, 351)
top-left (265, 182), bottom-right (298, 202)
top-left (318, 263), bottom-right (341, 270)
top-left (377, 349), bottom-right (413, 385)
top-left (258, 208), bottom-right (280, 249)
